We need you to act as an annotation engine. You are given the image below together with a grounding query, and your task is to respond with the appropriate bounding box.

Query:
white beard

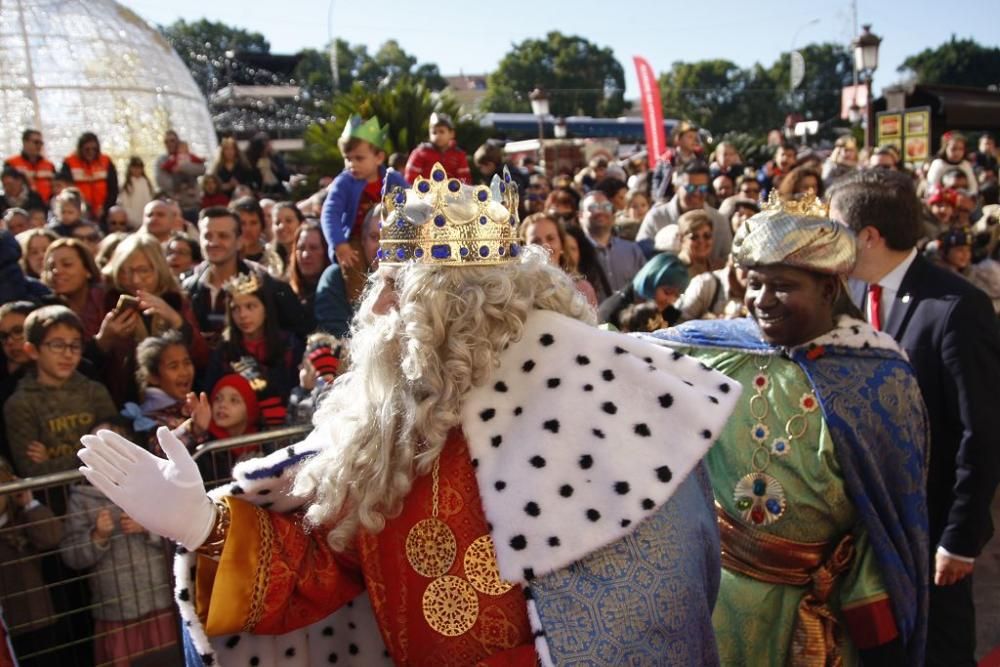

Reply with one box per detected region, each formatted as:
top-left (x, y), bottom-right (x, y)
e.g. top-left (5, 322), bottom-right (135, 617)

top-left (293, 303), bottom-right (430, 548)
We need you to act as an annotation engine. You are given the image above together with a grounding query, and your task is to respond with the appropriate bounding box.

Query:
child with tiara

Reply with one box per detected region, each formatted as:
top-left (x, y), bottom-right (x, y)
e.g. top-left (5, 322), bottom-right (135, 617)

top-left (203, 273), bottom-right (300, 431)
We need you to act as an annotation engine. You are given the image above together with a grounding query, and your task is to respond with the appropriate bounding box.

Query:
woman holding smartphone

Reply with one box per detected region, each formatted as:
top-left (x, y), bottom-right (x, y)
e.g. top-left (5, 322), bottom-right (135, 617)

top-left (99, 233), bottom-right (209, 405)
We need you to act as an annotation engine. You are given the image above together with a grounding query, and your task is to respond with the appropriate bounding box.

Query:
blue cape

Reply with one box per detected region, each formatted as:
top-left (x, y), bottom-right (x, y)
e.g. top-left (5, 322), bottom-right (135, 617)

top-left (653, 318), bottom-right (929, 664)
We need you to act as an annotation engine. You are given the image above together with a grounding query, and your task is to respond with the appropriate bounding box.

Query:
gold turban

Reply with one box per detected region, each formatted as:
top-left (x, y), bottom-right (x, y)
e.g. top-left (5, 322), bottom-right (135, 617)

top-left (731, 196), bottom-right (857, 276)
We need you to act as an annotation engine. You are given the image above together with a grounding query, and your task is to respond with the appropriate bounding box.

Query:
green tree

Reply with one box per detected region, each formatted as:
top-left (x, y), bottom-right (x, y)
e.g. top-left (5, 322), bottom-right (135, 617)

top-left (659, 60), bottom-right (758, 134)
top-left (297, 77), bottom-right (490, 181)
top-left (657, 43), bottom-right (852, 139)
top-left (294, 39), bottom-right (448, 98)
top-left (293, 47), bottom-right (336, 100)
top-left (484, 32), bottom-right (626, 117)
top-left (160, 19), bottom-right (270, 96)
top-left (900, 37), bottom-right (1000, 88)
top-left (768, 43), bottom-right (854, 125)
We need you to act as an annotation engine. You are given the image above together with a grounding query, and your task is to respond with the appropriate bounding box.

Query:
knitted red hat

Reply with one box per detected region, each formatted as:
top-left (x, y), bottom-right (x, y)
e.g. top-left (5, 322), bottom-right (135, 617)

top-left (927, 186), bottom-right (958, 207)
top-left (209, 373), bottom-right (260, 438)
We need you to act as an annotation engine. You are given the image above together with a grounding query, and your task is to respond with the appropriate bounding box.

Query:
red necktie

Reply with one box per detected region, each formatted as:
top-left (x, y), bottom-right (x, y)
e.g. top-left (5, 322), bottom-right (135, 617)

top-left (868, 284), bottom-right (883, 331)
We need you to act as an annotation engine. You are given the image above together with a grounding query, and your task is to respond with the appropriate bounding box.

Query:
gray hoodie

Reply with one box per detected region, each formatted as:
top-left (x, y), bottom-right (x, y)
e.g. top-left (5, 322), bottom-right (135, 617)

top-left (61, 483), bottom-right (173, 621)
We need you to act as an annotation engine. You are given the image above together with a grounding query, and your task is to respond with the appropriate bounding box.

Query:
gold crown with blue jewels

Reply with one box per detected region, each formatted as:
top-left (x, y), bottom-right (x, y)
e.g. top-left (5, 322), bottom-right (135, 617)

top-left (377, 163), bottom-right (521, 266)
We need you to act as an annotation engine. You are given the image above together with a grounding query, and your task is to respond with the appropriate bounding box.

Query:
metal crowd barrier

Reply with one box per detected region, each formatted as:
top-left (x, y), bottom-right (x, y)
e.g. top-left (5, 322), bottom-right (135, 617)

top-left (0, 425), bottom-right (312, 666)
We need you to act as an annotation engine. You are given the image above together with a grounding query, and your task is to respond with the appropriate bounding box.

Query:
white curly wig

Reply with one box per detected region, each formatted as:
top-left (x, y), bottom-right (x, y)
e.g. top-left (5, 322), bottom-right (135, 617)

top-left (294, 245), bottom-right (596, 549)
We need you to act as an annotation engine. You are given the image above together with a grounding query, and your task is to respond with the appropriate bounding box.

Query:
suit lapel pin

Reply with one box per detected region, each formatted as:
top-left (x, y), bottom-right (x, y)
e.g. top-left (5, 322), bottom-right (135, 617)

top-left (901, 294), bottom-right (911, 304)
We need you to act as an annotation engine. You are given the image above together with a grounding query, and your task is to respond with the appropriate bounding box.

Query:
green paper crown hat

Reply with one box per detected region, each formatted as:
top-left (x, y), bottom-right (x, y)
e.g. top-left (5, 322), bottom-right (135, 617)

top-left (340, 114), bottom-right (389, 151)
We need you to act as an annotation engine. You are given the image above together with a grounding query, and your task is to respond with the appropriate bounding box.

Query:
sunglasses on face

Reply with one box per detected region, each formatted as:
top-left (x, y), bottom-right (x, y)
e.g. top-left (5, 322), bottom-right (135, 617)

top-left (683, 184), bottom-right (710, 194)
top-left (687, 232), bottom-right (713, 242)
top-left (586, 202), bottom-right (614, 213)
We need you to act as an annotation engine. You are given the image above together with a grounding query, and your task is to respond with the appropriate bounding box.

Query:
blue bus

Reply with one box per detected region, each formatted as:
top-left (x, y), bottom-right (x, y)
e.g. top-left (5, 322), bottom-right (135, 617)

top-left (478, 113), bottom-right (680, 142)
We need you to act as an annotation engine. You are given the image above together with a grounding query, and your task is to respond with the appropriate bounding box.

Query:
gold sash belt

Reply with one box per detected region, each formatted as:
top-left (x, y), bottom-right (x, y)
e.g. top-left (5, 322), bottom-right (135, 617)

top-left (717, 503), bottom-right (856, 667)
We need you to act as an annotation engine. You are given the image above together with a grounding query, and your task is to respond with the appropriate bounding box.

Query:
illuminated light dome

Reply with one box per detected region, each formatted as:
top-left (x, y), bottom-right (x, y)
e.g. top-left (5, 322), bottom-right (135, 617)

top-left (0, 0), bottom-right (216, 176)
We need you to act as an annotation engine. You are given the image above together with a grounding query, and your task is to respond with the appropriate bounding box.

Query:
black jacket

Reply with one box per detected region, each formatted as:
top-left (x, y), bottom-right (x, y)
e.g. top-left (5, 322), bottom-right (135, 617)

top-left (181, 259), bottom-right (315, 342)
top-left (852, 254), bottom-right (1000, 557)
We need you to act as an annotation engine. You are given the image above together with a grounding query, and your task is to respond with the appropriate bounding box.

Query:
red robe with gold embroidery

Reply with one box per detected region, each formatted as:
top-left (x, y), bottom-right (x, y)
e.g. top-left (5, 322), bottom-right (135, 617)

top-left (194, 430), bottom-right (535, 666)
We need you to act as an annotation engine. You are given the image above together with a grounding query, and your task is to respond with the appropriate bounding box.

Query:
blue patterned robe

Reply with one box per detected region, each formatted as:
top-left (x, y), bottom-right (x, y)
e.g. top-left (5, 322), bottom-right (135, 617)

top-left (650, 317), bottom-right (929, 665)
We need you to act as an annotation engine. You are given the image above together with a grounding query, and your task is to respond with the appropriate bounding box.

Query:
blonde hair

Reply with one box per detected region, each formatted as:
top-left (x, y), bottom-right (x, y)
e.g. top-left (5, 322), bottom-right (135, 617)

top-left (519, 212), bottom-right (571, 272)
top-left (103, 232), bottom-right (179, 296)
top-left (676, 209), bottom-right (714, 266)
top-left (295, 246), bottom-right (595, 550)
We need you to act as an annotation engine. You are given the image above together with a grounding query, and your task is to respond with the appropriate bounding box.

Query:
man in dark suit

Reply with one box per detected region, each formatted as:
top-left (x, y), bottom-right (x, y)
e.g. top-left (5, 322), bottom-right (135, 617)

top-left (830, 169), bottom-right (1000, 666)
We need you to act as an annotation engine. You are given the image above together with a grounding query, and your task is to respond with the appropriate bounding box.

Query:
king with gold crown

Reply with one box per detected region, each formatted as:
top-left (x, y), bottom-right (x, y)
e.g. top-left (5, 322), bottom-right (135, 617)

top-left (78, 165), bottom-right (746, 666)
top-left (648, 194), bottom-right (930, 666)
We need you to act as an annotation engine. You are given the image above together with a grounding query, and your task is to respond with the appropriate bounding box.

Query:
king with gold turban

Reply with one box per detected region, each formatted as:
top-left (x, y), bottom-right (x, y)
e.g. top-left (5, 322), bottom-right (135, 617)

top-left (78, 165), bottom-right (745, 666)
top-left (649, 193), bottom-right (930, 666)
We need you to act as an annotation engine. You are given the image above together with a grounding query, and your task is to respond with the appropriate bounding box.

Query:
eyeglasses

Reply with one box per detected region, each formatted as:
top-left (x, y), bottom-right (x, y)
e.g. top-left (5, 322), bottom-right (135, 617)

top-left (740, 187), bottom-right (761, 196)
top-left (683, 184), bottom-right (710, 194)
top-left (75, 232), bottom-right (101, 243)
top-left (42, 340), bottom-right (83, 355)
top-left (0, 326), bottom-right (24, 344)
top-left (586, 202), bottom-right (614, 213)
top-left (123, 265), bottom-right (154, 278)
top-left (687, 232), bottom-right (714, 242)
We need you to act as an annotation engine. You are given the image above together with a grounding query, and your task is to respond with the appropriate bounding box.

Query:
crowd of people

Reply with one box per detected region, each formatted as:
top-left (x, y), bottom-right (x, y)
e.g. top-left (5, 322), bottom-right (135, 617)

top-left (0, 108), bottom-right (997, 666)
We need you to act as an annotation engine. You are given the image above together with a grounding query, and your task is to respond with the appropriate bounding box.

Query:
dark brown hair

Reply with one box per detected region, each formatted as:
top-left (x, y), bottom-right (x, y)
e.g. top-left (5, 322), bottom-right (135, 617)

top-left (827, 169), bottom-right (923, 251)
top-left (23, 305), bottom-right (84, 347)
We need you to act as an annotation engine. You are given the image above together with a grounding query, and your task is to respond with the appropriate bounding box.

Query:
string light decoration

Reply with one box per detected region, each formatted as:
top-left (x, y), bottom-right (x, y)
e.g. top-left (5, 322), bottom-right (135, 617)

top-left (0, 0), bottom-right (217, 176)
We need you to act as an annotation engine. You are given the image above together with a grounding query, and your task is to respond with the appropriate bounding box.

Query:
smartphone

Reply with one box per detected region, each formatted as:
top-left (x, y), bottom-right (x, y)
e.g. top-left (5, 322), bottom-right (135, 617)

top-left (115, 294), bottom-right (140, 314)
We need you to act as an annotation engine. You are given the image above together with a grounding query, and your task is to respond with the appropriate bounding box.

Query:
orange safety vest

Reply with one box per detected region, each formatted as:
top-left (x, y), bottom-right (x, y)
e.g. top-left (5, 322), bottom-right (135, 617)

top-left (4, 154), bottom-right (56, 203)
top-left (63, 153), bottom-right (111, 215)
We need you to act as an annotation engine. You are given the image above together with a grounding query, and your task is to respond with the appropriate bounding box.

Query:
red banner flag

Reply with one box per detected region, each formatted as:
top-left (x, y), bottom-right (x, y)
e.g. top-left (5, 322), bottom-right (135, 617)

top-left (633, 56), bottom-right (666, 169)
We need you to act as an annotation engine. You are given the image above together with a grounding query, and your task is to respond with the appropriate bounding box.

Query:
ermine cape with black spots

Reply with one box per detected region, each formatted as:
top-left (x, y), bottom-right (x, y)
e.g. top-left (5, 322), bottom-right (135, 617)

top-left (174, 310), bottom-right (742, 666)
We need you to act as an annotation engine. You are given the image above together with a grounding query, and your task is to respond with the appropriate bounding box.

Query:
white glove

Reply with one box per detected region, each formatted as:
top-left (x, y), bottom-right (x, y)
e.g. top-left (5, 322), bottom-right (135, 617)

top-left (78, 426), bottom-right (217, 551)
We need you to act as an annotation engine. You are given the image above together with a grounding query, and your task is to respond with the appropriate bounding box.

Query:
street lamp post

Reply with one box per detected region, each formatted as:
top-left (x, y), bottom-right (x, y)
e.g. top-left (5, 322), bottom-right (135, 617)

top-left (553, 117), bottom-right (567, 139)
top-left (529, 86), bottom-right (549, 170)
top-left (853, 24), bottom-right (882, 149)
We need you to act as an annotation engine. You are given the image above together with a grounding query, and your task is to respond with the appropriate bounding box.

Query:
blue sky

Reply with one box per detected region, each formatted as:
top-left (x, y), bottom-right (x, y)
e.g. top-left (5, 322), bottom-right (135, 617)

top-left (120, 0), bottom-right (998, 100)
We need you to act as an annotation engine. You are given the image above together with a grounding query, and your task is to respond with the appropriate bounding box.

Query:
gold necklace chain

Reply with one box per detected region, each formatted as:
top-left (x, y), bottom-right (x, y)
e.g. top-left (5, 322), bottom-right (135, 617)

top-left (431, 457), bottom-right (439, 518)
top-left (733, 354), bottom-right (819, 526)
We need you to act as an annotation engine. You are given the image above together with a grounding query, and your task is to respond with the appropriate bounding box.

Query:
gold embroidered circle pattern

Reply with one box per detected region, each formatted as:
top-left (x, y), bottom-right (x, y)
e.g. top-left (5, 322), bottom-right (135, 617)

top-left (422, 575), bottom-right (479, 637)
top-left (406, 518), bottom-right (457, 578)
top-left (463, 535), bottom-right (514, 596)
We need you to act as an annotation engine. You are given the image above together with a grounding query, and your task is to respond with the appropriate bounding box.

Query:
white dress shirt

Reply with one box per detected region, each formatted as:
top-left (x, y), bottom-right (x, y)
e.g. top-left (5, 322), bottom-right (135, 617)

top-left (867, 248), bottom-right (918, 326)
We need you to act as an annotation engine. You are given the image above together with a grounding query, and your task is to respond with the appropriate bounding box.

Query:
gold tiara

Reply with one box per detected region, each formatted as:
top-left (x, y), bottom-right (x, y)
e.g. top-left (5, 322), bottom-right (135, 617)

top-left (223, 272), bottom-right (262, 296)
top-left (761, 189), bottom-right (828, 218)
top-left (378, 163), bottom-right (521, 266)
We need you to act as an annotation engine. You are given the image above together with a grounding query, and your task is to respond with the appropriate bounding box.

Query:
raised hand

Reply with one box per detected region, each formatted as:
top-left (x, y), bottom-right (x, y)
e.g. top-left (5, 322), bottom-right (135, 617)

top-left (78, 426), bottom-right (216, 550)
top-left (184, 391), bottom-right (211, 434)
